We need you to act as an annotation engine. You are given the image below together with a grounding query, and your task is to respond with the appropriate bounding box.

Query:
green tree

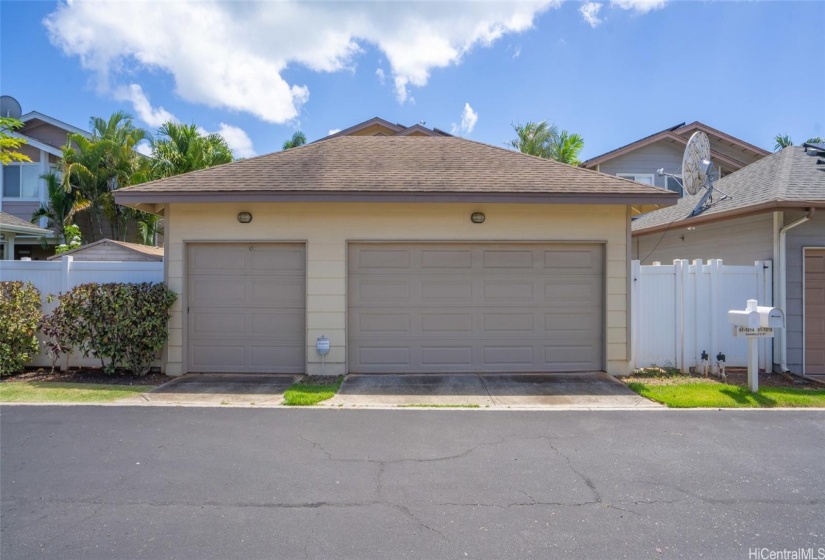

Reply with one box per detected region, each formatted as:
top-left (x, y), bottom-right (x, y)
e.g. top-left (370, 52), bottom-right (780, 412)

top-left (282, 131), bottom-right (307, 150)
top-left (805, 137), bottom-right (824, 144)
top-left (61, 112), bottom-right (148, 241)
top-left (31, 172), bottom-right (90, 244)
top-left (508, 121), bottom-right (585, 165)
top-left (150, 122), bottom-right (233, 178)
top-left (0, 117), bottom-right (31, 165)
top-left (774, 134), bottom-right (793, 151)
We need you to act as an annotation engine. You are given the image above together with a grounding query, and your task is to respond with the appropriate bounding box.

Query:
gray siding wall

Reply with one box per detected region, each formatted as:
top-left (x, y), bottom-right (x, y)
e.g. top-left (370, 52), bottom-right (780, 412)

top-left (597, 142), bottom-right (683, 190)
top-left (784, 212), bottom-right (825, 374)
top-left (632, 213), bottom-right (774, 265)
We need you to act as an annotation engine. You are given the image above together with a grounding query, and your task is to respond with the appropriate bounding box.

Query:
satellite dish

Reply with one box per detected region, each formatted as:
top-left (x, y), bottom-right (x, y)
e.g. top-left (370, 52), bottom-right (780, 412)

top-left (682, 131), bottom-right (711, 196)
top-left (0, 96), bottom-right (22, 119)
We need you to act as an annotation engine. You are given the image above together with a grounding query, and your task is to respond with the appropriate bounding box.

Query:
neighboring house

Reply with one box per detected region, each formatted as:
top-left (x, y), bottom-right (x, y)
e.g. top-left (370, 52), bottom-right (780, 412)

top-left (323, 117), bottom-right (452, 138)
top-left (581, 122), bottom-right (769, 195)
top-left (114, 117), bottom-right (676, 378)
top-left (0, 211), bottom-right (52, 260)
top-left (46, 238), bottom-right (163, 262)
top-left (0, 104), bottom-right (90, 260)
top-left (632, 144), bottom-right (825, 377)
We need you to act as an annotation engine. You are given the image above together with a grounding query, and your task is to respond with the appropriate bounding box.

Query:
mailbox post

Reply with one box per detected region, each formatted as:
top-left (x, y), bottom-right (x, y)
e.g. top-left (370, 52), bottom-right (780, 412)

top-left (728, 300), bottom-right (785, 392)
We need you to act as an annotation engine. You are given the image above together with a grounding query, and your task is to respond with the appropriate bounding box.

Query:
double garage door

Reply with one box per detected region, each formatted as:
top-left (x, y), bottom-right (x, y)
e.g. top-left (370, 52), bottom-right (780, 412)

top-left (187, 243), bottom-right (604, 374)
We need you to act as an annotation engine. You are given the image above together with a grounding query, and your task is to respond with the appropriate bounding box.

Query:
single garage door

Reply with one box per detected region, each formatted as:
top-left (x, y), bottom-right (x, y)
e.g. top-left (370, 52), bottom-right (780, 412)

top-left (348, 243), bottom-right (604, 373)
top-left (188, 243), bottom-right (305, 373)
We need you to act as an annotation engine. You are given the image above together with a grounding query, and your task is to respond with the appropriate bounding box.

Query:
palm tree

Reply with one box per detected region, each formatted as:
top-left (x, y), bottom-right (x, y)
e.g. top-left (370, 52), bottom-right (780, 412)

top-left (552, 130), bottom-right (585, 166)
top-left (30, 172), bottom-right (89, 243)
top-left (805, 137), bottom-right (824, 144)
top-left (508, 121), bottom-right (585, 164)
top-left (150, 122), bottom-right (233, 178)
top-left (61, 112), bottom-right (148, 241)
top-left (774, 134), bottom-right (793, 151)
top-left (282, 131), bottom-right (307, 150)
top-left (508, 121), bottom-right (558, 159)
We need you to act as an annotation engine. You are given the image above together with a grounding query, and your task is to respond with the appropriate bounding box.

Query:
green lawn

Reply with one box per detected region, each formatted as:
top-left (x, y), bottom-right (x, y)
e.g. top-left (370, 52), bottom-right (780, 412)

top-left (283, 377), bottom-right (343, 406)
top-left (627, 381), bottom-right (825, 408)
top-left (0, 382), bottom-right (153, 403)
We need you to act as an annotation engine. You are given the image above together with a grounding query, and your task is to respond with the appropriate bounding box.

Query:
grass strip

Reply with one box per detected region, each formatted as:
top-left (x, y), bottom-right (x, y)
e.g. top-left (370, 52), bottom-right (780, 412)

top-left (283, 376), bottom-right (343, 406)
top-left (626, 381), bottom-right (825, 408)
top-left (0, 382), bottom-right (153, 403)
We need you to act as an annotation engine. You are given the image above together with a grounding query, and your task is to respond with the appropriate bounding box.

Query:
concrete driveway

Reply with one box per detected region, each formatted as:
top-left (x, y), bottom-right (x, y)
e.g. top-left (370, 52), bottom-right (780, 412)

top-left (327, 372), bottom-right (656, 409)
top-left (135, 374), bottom-right (300, 405)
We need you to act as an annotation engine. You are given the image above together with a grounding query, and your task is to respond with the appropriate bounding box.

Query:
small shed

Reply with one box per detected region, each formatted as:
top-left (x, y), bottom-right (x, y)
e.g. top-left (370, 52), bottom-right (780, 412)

top-left (48, 239), bottom-right (163, 262)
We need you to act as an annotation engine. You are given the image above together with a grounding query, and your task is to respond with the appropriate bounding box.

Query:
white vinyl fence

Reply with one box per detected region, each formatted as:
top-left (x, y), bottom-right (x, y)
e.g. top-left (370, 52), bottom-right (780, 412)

top-left (0, 256), bottom-right (164, 368)
top-left (632, 259), bottom-right (773, 371)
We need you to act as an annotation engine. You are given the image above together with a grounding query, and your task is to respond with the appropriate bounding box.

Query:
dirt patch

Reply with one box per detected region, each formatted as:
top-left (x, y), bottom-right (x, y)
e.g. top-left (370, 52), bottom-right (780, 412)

top-left (625, 368), bottom-right (821, 390)
top-left (2, 368), bottom-right (169, 386)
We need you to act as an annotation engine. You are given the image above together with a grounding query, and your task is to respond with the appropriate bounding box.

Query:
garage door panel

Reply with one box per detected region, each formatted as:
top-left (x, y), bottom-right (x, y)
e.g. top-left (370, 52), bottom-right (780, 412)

top-left (543, 248), bottom-right (604, 273)
top-left (189, 245), bottom-right (248, 273)
top-left (805, 250), bottom-right (825, 374)
top-left (421, 280), bottom-right (474, 302)
top-left (358, 347), bottom-right (411, 366)
top-left (483, 312), bottom-right (535, 332)
top-left (188, 243), bottom-right (305, 373)
top-left (482, 249), bottom-right (534, 268)
top-left (421, 346), bottom-right (473, 365)
top-left (422, 249), bottom-right (472, 268)
top-left (348, 243), bottom-right (604, 373)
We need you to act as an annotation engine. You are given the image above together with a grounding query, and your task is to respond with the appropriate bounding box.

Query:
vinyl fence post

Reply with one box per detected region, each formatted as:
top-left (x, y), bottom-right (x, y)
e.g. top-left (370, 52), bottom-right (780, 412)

top-left (631, 260), bottom-right (641, 370)
top-left (709, 259), bottom-right (722, 373)
top-left (59, 255), bottom-right (73, 371)
top-left (674, 259), bottom-right (684, 372)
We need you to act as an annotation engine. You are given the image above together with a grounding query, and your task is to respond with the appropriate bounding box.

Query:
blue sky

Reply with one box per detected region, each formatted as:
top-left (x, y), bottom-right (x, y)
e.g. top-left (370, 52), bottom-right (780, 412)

top-left (1, 1), bottom-right (823, 160)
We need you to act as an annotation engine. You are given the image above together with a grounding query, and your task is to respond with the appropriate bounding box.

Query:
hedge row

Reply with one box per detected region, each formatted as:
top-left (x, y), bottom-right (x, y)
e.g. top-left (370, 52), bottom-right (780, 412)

top-left (0, 281), bottom-right (176, 376)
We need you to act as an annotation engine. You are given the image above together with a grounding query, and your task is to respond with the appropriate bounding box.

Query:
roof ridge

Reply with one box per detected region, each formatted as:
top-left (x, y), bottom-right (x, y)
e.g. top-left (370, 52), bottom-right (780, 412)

top-left (773, 147), bottom-right (795, 201)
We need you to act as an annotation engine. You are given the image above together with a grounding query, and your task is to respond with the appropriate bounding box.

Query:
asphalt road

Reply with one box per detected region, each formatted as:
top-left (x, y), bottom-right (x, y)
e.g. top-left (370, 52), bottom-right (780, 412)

top-left (2, 406), bottom-right (823, 560)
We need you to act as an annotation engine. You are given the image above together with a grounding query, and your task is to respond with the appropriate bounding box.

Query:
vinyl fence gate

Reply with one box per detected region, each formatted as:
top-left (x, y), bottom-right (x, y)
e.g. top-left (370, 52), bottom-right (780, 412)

top-left (631, 259), bottom-right (773, 371)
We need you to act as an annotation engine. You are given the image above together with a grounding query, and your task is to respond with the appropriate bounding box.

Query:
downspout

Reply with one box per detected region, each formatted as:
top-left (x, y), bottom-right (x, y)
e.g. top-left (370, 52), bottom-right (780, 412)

top-left (777, 207), bottom-right (814, 372)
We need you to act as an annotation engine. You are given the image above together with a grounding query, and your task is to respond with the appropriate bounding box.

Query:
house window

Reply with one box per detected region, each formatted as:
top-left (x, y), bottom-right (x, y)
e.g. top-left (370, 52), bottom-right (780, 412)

top-left (666, 176), bottom-right (684, 196)
top-left (617, 173), bottom-right (655, 186)
top-left (2, 164), bottom-right (40, 199)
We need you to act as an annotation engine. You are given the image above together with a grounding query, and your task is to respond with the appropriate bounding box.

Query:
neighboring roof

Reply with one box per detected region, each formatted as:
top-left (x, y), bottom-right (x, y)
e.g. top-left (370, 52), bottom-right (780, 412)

top-left (632, 146), bottom-right (825, 234)
top-left (20, 111), bottom-right (89, 137)
top-left (320, 117), bottom-right (451, 141)
top-left (115, 136), bottom-right (678, 208)
top-left (581, 121), bottom-right (770, 170)
top-left (47, 239), bottom-right (164, 260)
top-left (0, 212), bottom-right (53, 236)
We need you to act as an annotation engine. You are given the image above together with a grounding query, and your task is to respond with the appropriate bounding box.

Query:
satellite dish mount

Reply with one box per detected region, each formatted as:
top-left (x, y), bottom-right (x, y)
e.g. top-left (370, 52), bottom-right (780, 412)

top-left (681, 131), bottom-right (731, 217)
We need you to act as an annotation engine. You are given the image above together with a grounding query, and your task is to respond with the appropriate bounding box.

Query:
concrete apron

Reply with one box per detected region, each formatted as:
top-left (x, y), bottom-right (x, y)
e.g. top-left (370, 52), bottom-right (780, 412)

top-left (326, 372), bottom-right (660, 409)
top-left (133, 374), bottom-right (301, 406)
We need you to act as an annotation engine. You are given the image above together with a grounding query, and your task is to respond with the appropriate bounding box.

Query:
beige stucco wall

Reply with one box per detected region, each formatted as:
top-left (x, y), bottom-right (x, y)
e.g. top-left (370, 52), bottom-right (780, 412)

top-left (164, 202), bottom-right (632, 376)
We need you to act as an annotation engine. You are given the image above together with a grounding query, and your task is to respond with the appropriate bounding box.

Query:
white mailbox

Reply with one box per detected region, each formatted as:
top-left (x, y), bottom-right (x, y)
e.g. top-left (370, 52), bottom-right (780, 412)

top-left (727, 299), bottom-right (784, 393)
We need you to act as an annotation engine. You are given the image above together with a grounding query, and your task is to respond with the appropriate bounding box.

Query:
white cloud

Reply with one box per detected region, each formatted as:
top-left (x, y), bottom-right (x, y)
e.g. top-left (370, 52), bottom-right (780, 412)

top-left (45, 1), bottom-right (558, 120)
top-left (215, 123), bottom-right (256, 159)
top-left (580, 3), bottom-right (604, 27)
top-left (450, 102), bottom-right (479, 136)
top-left (610, 0), bottom-right (666, 14)
top-left (115, 83), bottom-right (175, 128)
top-left (328, 128), bottom-right (341, 136)
top-left (375, 68), bottom-right (386, 85)
top-left (198, 123), bottom-right (257, 159)
top-left (135, 141), bottom-right (152, 157)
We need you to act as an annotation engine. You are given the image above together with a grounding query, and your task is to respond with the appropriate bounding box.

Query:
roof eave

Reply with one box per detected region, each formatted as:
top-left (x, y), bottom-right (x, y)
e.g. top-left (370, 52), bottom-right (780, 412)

top-left (632, 201), bottom-right (825, 236)
top-left (115, 190), bottom-right (677, 210)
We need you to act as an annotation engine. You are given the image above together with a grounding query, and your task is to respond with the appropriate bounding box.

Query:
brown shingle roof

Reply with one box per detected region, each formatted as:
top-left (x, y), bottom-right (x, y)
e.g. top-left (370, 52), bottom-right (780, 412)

top-left (47, 239), bottom-right (163, 260)
top-left (632, 146), bottom-right (825, 233)
top-left (0, 211), bottom-right (53, 235)
top-left (115, 136), bottom-right (676, 206)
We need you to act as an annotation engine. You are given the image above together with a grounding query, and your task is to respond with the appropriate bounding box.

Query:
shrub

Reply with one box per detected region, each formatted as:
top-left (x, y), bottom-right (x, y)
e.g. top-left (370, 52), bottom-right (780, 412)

top-left (57, 282), bottom-right (176, 375)
top-left (0, 281), bottom-right (42, 375)
top-left (39, 300), bottom-right (72, 373)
